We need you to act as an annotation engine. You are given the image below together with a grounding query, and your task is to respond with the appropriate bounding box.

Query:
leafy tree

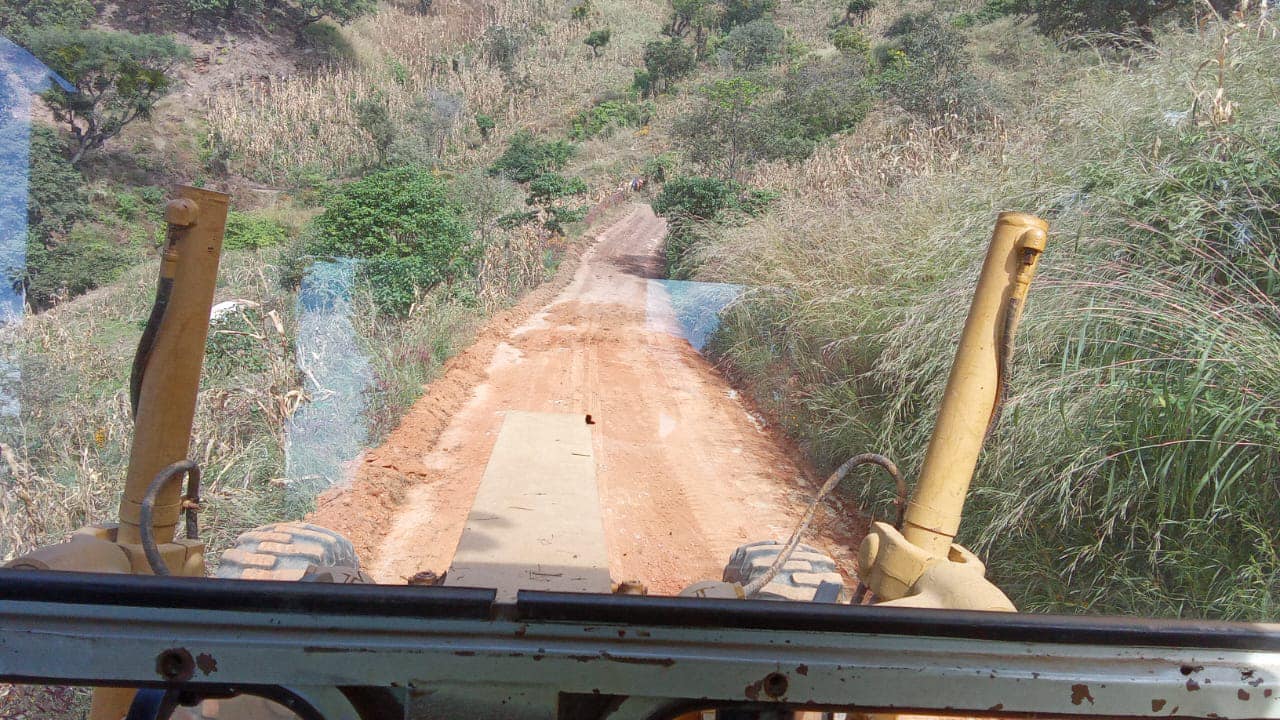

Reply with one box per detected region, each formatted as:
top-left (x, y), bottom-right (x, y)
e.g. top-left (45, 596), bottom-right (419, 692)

top-left (483, 24), bottom-right (525, 74)
top-left (0, 0), bottom-right (93, 40)
top-left (294, 0), bottom-right (375, 26)
top-left (570, 0), bottom-right (592, 20)
top-left (666, 0), bottom-right (720, 54)
top-left (652, 174), bottom-right (774, 274)
top-left (843, 0), bottom-right (874, 24)
top-left (584, 28), bottom-right (612, 56)
top-left (719, 0), bottom-right (776, 29)
top-left (675, 76), bottom-right (773, 176)
top-left (308, 166), bottom-right (473, 315)
top-left (25, 28), bottom-right (190, 165)
top-left (488, 131), bottom-right (576, 183)
top-left (719, 18), bottom-right (784, 69)
top-left (526, 173), bottom-right (588, 235)
top-left (641, 38), bottom-right (696, 95)
top-left (354, 94), bottom-right (395, 166)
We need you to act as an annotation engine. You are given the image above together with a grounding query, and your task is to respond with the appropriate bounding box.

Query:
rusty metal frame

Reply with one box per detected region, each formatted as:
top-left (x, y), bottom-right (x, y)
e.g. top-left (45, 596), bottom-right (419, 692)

top-left (1, 571), bottom-right (1278, 719)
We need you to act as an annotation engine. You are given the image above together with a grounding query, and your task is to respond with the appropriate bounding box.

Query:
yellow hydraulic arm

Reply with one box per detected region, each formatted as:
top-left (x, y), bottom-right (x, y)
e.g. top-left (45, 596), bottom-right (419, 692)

top-left (858, 211), bottom-right (1048, 611)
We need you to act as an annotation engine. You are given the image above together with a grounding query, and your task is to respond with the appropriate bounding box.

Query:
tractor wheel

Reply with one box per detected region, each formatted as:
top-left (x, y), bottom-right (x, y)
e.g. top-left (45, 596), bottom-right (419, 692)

top-left (215, 522), bottom-right (366, 582)
top-left (722, 540), bottom-right (845, 602)
top-left (181, 522), bottom-right (372, 720)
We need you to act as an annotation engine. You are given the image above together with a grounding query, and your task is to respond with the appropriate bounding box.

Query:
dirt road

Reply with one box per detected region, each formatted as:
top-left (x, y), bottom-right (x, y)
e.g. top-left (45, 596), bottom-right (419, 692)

top-left (310, 204), bottom-right (859, 594)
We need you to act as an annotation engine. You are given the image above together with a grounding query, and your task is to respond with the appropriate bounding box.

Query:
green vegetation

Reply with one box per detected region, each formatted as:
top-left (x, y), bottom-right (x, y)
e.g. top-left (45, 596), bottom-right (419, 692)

top-left (874, 11), bottom-right (991, 125)
top-left (637, 37), bottom-right (696, 95)
top-left (224, 211), bottom-right (289, 250)
top-left (719, 18), bottom-right (784, 69)
top-left (568, 98), bottom-right (654, 140)
top-left (354, 94), bottom-right (395, 166)
top-left (652, 175), bottom-right (773, 275)
top-left (488, 131), bottom-right (576, 183)
top-left (0, 0), bottom-right (93, 40)
top-left (26, 126), bottom-right (87, 247)
top-left (526, 172), bottom-right (588, 235)
top-left (26, 28), bottom-right (190, 165)
top-left (307, 165), bottom-right (474, 314)
top-left (585, 28), bottom-right (612, 56)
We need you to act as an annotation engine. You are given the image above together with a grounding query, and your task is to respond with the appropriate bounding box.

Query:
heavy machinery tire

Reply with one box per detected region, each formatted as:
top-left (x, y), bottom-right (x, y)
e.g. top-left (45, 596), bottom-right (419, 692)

top-left (214, 522), bottom-right (363, 581)
top-left (184, 522), bottom-right (371, 720)
top-left (722, 540), bottom-right (845, 602)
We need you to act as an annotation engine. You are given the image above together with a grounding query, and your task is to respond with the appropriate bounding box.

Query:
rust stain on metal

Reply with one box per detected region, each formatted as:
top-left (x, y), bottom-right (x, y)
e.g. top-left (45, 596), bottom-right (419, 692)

top-left (1070, 683), bottom-right (1094, 705)
top-left (1151, 699), bottom-right (1166, 712)
top-left (195, 653), bottom-right (217, 676)
top-left (1238, 689), bottom-right (1251, 701)
top-left (1264, 689), bottom-right (1272, 698)
top-left (987, 704), bottom-right (1003, 712)
top-left (155, 648), bottom-right (195, 682)
top-left (454, 651), bottom-right (476, 657)
top-left (744, 680), bottom-right (761, 701)
top-left (600, 651), bottom-right (675, 667)
top-left (796, 664), bottom-right (808, 676)
top-left (1186, 678), bottom-right (1201, 692)
top-left (1180, 664), bottom-right (1203, 676)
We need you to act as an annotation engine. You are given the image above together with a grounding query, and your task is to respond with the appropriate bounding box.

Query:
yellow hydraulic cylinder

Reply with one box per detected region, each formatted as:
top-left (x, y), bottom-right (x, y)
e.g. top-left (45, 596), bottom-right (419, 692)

top-left (899, 212), bottom-right (1048, 559)
top-left (116, 187), bottom-right (228, 548)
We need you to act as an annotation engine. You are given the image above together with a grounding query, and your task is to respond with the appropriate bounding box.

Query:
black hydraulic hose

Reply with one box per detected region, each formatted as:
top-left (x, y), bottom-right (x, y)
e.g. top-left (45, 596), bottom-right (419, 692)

top-left (742, 453), bottom-right (904, 598)
top-left (139, 460), bottom-right (200, 576)
top-left (985, 294), bottom-right (1022, 442)
top-left (130, 276), bottom-right (174, 418)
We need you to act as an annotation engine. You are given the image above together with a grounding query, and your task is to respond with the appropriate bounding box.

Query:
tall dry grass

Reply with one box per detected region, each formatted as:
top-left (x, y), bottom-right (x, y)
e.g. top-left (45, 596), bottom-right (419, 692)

top-left (702, 16), bottom-right (1280, 619)
top-left (207, 0), bottom-right (666, 182)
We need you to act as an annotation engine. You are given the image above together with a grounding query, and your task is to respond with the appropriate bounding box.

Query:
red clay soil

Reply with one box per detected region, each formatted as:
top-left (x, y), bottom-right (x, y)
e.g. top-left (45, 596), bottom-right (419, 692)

top-left (308, 204), bottom-right (863, 593)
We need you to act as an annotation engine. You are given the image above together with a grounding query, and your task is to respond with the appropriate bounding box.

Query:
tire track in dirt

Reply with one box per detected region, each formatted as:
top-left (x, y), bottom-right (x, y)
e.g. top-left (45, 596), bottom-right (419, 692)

top-left (310, 204), bottom-right (862, 592)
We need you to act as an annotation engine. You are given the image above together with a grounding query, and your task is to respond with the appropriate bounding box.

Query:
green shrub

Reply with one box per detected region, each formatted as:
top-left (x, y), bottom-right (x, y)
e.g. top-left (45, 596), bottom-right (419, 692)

top-left (719, 0), bottom-right (776, 29)
top-left (875, 12), bottom-right (993, 125)
top-left (488, 131), bottom-right (576, 183)
top-left (642, 152), bottom-right (678, 183)
top-left (308, 166), bottom-right (473, 314)
top-left (354, 94), bottom-right (395, 166)
top-left (475, 113), bottom-right (496, 140)
top-left (719, 18), bottom-right (785, 69)
top-left (829, 25), bottom-right (871, 60)
top-left (653, 175), bottom-right (774, 220)
top-left (0, 0), bottom-right (94, 39)
top-left (567, 99), bottom-right (654, 140)
top-left (1029, 0), bottom-right (1231, 40)
top-left (674, 76), bottom-right (822, 176)
top-left (26, 126), bottom-right (87, 246)
top-left (951, 0), bottom-right (1024, 28)
top-left (483, 24), bottom-right (525, 74)
top-left (842, 0), bottom-right (874, 24)
top-left (584, 28), bottom-right (611, 56)
top-left (525, 172), bottom-right (588, 234)
top-left (224, 211), bottom-right (289, 250)
top-left (779, 58), bottom-right (873, 138)
top-left (23, 226), bottom-right (139, 310)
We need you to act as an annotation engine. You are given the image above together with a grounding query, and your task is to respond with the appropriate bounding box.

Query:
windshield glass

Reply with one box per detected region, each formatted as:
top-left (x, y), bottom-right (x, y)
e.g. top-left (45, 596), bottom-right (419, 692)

top-left (1, 0), bottom-right (1278, 673)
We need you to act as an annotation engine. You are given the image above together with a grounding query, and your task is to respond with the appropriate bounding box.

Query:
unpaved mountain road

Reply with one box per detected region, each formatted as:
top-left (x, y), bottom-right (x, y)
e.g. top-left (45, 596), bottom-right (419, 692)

top-left (309, 203), bottom-right (860, 594)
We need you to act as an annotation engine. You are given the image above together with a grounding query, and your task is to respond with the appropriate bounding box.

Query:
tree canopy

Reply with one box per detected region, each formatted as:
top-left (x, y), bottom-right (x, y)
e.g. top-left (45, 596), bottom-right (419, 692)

top-left (25, 28), bottom-right (190, 165)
